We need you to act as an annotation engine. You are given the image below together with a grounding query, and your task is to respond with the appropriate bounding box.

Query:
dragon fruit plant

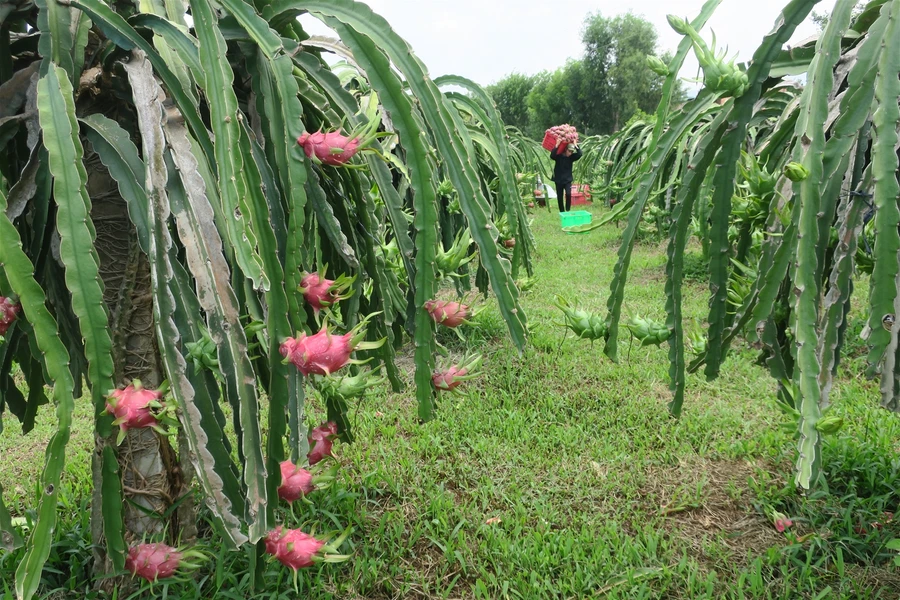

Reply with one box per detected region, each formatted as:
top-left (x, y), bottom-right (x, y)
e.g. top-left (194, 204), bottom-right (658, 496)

top-left (105, 380), bottom-right (179, 444)
top-left (432, 353), bottom-right (482, 395)
top-left (125, 542), bottom-right (205, 583)
top-left (0, 295), bottom-right (21, 338)
top-left (299, 268), bottom-right (356, 316)
top-left (280, 313), bottom-right (385, 377)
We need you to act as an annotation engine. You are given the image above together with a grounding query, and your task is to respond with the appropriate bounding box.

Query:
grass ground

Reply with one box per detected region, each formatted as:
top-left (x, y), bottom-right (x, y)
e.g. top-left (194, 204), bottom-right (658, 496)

top-left (2, 203), bottom-right (900, 599)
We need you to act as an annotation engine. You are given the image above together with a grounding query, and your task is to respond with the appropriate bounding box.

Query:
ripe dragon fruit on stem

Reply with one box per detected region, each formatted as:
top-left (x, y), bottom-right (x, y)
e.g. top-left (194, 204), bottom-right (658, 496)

top-left (307, 421), bottom-right (338, 465)
top-left (125, 542), bottom-right (205, 582)
top-left (277, 459), bottom-right (338, 503)
top-left (0, 295), bottom-right (21, 337)
top-left (299, 268), bottom-right (355, 314)
top-left (296, 109), bottom-right (382, 167)
top-left (279, 312), bottom-right (385, 377)
top-left (424, 299), bottom-right (474, 328)
top-left (432, 353), bottom-right (482, 394)
top-left (104, 380), bottom-right (176, 444)
top-left (264, 525), bottom-right (352, 590)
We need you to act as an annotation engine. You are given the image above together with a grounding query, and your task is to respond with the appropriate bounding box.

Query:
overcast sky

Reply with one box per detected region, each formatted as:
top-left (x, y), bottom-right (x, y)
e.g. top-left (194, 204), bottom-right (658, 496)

top-left (298, 0), bottom-right (821, 87)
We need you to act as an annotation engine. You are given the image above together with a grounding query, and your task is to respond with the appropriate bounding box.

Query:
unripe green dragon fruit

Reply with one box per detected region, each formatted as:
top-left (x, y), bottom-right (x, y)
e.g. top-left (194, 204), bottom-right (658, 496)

top-left (317, 368), bottom-right (385, 401)
top-left (626, 315), bottom-right (671, 347)
top-left (554, 296), bottom-right (608, 341)
top-left (783, 161), bottom-right (810, 182)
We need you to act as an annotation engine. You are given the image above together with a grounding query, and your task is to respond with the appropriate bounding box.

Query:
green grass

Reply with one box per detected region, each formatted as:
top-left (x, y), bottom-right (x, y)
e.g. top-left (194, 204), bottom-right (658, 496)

top-left (2, 204), bottom-right (900, 598)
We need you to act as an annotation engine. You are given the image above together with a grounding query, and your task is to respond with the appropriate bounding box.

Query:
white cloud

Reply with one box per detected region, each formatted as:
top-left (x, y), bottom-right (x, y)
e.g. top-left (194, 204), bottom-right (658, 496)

top-left (298, 0), bottom-right (820, 86)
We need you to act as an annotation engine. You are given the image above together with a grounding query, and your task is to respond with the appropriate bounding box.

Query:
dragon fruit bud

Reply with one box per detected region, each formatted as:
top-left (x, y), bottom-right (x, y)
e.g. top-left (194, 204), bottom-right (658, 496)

top-left (502, 238), bottom-right (516, 249)
top-left (0, 296), bottom-right (21, 337)
top-left (297, 130), bottom-right (361, 166)
top-left (280, 315), bottom-right (385, 377)
top-left (264, 526), bottom-right (326, 570)
top-left (424, 300), bottom-right (472, 328)
top-left (307, 421), bottom-right (338, 465)
top-left (125, 543), bottom-right (183, 582)
top-left (299, 271), bottom-right (355, 314)
top-left (105, 380), bottom-right (163, 435)
top-left (277, 461), bottom-right (315, 503)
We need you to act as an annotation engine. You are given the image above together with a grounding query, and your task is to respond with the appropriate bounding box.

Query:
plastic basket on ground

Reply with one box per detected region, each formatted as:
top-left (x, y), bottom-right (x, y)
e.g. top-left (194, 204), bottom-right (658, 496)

top-left (541, 131), bottom-right (558, 151)
top-left (560, 210), bottom-right (591, 233)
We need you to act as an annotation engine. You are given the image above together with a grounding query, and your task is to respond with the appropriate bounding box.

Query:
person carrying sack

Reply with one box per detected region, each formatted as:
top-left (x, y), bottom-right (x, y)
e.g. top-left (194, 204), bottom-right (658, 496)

top-left (550, 144), bottom-right (583, 213)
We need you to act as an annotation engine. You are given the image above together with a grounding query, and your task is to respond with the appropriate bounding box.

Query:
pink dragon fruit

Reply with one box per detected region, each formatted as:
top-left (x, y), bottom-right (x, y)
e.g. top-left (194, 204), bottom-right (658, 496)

top-left (264, 526), bottom-right (327, 570)
top-left (297, 131), bottom-right (361, 166)
top-left (0, 296), bottom-right (21, 337)
top-left (432, 354), bottom-right (482, 393)
top-left (277, 461), bottom-right (315, 503)
top-left (105, 380), bottom-right (163, 435)
top-left (424, 300), bottom-right (472, 328)
top-left (280, 315), bottom-right (384, 377)
top-left (124, 542), bottom-right (206, 582)
top-left (299, 271), bottom-right (354, 314)
top-left (432, 366), bottom-right (469, 392)
top-left (307, 421), bottom-right (338, 465)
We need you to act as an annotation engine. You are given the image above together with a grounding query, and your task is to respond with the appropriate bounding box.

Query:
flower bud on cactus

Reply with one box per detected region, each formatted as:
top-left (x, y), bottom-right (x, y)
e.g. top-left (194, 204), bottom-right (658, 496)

top-left (0, 296), bottom-right (21, 337)
top-left (646, 55), bottom-right (670, 76)
top-left (125, 543), bottom-right (204, 582)
top-left (435, 229), bottom-right (476, 279)
top-left (307, 421), bottom-right (338, 465)
top-left (299, 269), bottom-right (355, 314)
top-left (185, 330), bottom-right (219, 373)
top-left (502, 238), bottom-right (516, 249)
top-left (424, 300), bottom-right (473, 328)
top-left (667, 14), bottom-right (689, 35)
top-left (432, 353), bottom-right (482, 394)
top-left (280, 314), bottom-right (385, 377)
top-left (783, 162), bottom-right (810, 182)
top-left (815, 415), bottom-right (844, 435)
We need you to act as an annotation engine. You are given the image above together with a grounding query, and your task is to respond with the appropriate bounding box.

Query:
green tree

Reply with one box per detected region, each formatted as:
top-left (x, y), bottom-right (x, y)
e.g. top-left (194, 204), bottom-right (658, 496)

top-left (582, 11), bottom-right (674, 132)
top-left (486, 73), bottom-right (536, 132)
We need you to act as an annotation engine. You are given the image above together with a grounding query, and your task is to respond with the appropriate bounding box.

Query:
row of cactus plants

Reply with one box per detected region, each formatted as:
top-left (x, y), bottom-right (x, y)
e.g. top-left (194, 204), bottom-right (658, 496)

top-left (566, 0), bottom-right (900, 490)
top-left (0, 0), bottom-right (536, 596)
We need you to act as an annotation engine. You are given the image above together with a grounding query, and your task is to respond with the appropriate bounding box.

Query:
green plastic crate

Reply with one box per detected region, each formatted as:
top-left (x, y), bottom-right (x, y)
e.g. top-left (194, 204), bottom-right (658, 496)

top-left (560, 210), bottom-right (591, 232)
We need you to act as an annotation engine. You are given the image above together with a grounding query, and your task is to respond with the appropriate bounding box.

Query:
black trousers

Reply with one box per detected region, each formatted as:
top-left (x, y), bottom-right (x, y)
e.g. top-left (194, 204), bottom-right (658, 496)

top-left (556, 181), bottom-right (572, 212)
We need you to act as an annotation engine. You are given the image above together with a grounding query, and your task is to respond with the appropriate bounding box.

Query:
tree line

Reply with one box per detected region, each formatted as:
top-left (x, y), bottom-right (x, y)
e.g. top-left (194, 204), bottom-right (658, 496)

top-left (487, 12), bottom-right (683, 138)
